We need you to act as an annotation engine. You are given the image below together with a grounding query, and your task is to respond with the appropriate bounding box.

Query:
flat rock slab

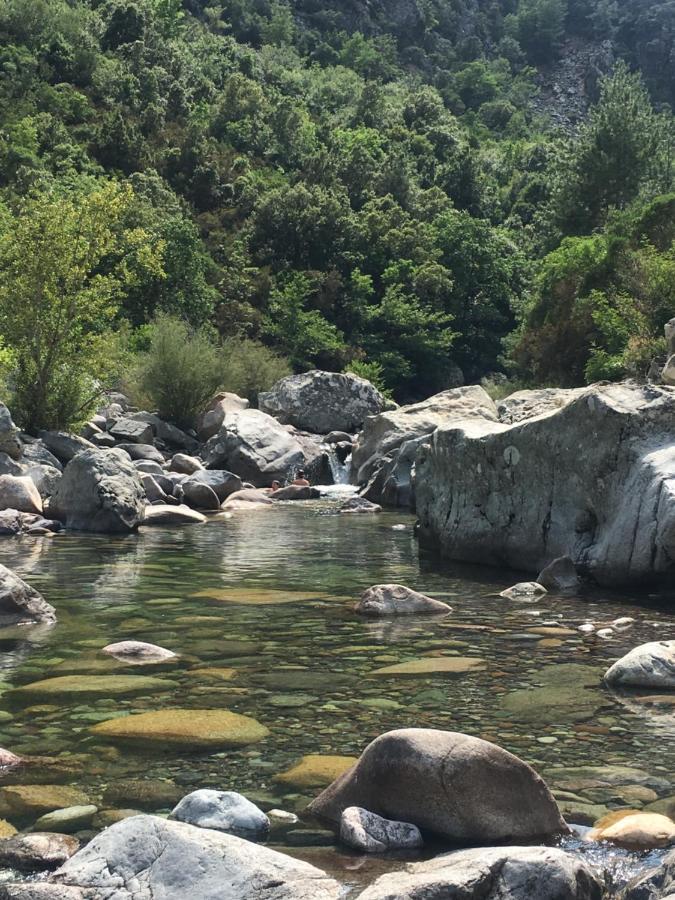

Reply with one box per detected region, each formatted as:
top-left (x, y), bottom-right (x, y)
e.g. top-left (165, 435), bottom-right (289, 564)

top-left (143, 505), bottom-right (207, 526)
top-left (11, 675), bottom-right (176, 698)
top-left (49, 814), bottom-right (341, 899)
top-left (371, 657), bottom-right (486, 676)
top-left (89, 708), bottom-right (269, 749)
top-left (191, 588), bottom-right (330, 605)
top-left (500, 664), bottom-right (605, 724)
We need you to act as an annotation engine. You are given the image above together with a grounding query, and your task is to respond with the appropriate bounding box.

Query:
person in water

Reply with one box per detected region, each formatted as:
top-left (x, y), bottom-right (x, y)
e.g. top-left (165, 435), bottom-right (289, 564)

top-left (264, 480), bottom-right (282, 494)
top-left (292, 470), bottom-right (310, 487)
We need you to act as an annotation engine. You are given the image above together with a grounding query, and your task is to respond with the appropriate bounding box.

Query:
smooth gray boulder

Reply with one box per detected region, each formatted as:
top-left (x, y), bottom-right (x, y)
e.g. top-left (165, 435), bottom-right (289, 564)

top-left (185, 470), bottom-right (242, 502)
top-left (115, 443), bottom-right (164, 463)
top-left (352, 385), bottom-right (497, 488)
top-left (357, 845), bottom-right (603, 900)
top-left (416, 382), bottom-right (675, 587)
top-left (0, 565), bottom-right (56, 625)
top-left (49, 449), bottom-right (145, 533)
top-left (127, 413), bottom-right (198, 452)
top-left (620, 847), bottom-right (675, 899)
top-left (169, 454), bottom-right (203, 475)
top-left (49, 815), bottom-right (341, 899)
top-left (134, 460), bottom-right (164, 476)
top-left (21, 443), bottom-right (63, 472)
top-left (537, 556), bottom-right (581, 592)
top-left (141, 474), bottom-right (171, 504)
top-left (259, 370), bottom-right (385, 435)
top-left (340, 806), bottom-right (422, 852)
top-left (0, 403), bottom-right (22, 460)
top-left (109, 417), bottom-right (154, 445)
top-left (170, 790), bottom-right (269, 836)
top-left (221, 489), bottom-right (273, 509)
top-left (356, 584), bottom-right (451, 616)
top-left (142, 504), bottom-right (206, 526)
top-left (203, 409), bottom-right (310, 486)
top-left (181, 481), bottom-right (220, 510)
top-left (0, 475), bottom-right (43, 514)
top-left (604, 641), bottom-right (675, 689)
top-left (24, 465), bottom-right (61, 500)
top-left (38, 432), bottom-right (94, 465)
top-left (307, 729), bottom-right (566, 843)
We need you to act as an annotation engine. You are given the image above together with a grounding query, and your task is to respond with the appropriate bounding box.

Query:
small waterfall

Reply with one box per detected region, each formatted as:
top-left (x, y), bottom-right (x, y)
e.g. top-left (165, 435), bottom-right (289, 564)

top-left (324, 445), bottom-right (351, 485)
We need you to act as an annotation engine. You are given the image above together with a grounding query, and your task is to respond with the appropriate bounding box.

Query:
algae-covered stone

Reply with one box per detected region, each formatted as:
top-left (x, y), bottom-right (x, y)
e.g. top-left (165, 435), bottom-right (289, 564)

top-left (90, 708), bottom-right (269, 748)
top-left (186, 668), bottom-right (237, 682)
top-left (0, 785), bottom-right (90, 819)
top-left (500, 664), bottom-right (605, 723)
top-left (32, 806), bottom-right (97, 833)
top-left (371, 657), bottom-right (486, 676)
top-left (11, 675), bottom-right (176, 698)
top-left (274, 755), bottom-right (357, 790)
top-left (102, 779), bottom-right (182, 811)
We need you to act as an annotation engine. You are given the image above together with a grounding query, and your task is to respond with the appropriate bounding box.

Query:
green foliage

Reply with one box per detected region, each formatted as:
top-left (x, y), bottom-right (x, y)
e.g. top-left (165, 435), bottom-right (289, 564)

top-left (0, 182), bottom-right (162, 431)
top-left (220, 336), bottom-right (291, 404)
top-left (506, 0), bottom-right (567, 63)
top-left (129, 314), bottom-right (225, 428)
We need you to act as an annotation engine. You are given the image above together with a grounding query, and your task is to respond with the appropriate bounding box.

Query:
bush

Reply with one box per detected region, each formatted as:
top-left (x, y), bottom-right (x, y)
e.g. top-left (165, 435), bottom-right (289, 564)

top-left (220, 337), bottom-right (291, 405)
top-left (129, 314), bottom-right (225, 428)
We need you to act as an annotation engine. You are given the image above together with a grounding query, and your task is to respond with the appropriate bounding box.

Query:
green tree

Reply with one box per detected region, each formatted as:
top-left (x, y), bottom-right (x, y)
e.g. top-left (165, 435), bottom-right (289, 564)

top-left (0, 182), bottom-right (163, 431)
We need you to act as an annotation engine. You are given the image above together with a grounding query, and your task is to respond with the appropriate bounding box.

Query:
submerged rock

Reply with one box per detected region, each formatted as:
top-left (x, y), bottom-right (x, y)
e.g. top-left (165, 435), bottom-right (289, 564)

top-left (500, 581), bottom-right (548, 599)
top-left (49, 815), bottom-right (341, 899)
top-left (0, 565), bottom-right (56, 626)
top-left (0, 786), bottom-right (90, 820)
top-left (604, 641), bottom-right (675, 689)
top-left (0, 833), bottom-right (79, 871)
top-left (269, 485), bottom-right (320, 501)
top-left (102, 641), bottom-right (177, 664)
top-left (170, 790), bottom-right (269, 836)
top-left (89, 708), bottom-right (269, 749)
top-left (416, 382), bottom-right (675, 586)
top-left (356, 584), bottom-right (451, 616)
top-left (357, 845), bottom-right (603, 900)
top-left (340, 806), bottom-right (423, 853)
top-left (49, 448), bottom-right (145, 533)
top-left (340, 496), bottom-right (381, 514)
top-left (274, 755), bottom-right (357, 790)
top-left (259, 370), bottom-right (385, 435)
top-left (307, 729), bottom-right (566, 843)
top-left (11, 674), bottom-right (175, 698)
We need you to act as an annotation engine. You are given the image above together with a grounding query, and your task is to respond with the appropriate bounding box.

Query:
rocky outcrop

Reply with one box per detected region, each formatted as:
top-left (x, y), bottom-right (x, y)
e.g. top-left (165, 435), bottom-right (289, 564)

top-left (496, 388), bottom-right (583, 424)
top-left (170, 790), bottom-right (269, 836)
top-left (259, 370), bottom-right (385, 434)
top-left (48, 815), bottom-right (341, 899)
top-left (49, 449), bottom-right (145, 533)
top-left (0, 565), bottom-right (56, 626)
top-left (353, 386), bottom-right (498, 507)
top-left (307, 728), bottom-right (566, 843)
top-left (0, 404), bottom-right (22, 460)
top-left (357, 846), bottom-right (603, 900)
top-left (416, 382), bottom-right (675, 586)
top-left (356, 584), bottom-right (451, 616)
top-left (604, 641), bottom-right (675, 689)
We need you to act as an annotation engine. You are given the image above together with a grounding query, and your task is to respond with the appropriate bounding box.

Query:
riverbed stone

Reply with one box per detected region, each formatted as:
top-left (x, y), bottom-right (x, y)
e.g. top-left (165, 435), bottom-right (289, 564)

top-left (416, 382), bottom-right (675, 587)
top-left (90, 708), bottom-right (269, 749)
top-left (11, 674), bottom-right (175, 699)
top-left (269, 485), bottom-right (320, 500)
top-left (221, 488), bottom-right (273, 509)
top-left (339, 496), bottom-right (381, 514)
top-left (356, 584), bottom-right (451, 616)
top-left (32, 806), bottom-right (96, 834)
top-left (274, 755), bottom-right (357, 790)
top-left (170, 790), bottom-right (269, 836)
top-left (0, 786), bottom-right (90, 820)
top-left (604, 641), bottom-right (675, 689)
top-left (49, 448), bottom-right (145, 533)
top-left (500, 663), bottom-right (605, 723)
top-left (102, 780), bottom-right (182, 811)
top-left (356, 845), bottom-right (603, 900)
top-left (0, 475), bottom-right (43, 515)
top-left (371, 657), bottom-right (485, 676)
top-left (499, 581), bottom-right (548, 599)
top-left (260, 370), bottom-right (385, 435)
top-left (340, 806), bottom-right (423, 852)
top-left (0, 833), bottom-right (79, 871)
top-left (102, 641), bottom-right (177, 664)
top-left (0, 566), bottom-right (56, 627)
top-left (308, 729), bottom-right (566, 843)
top-left (49, 815), bottom-right (341, 899)
top-left (143, 504), bottom-right (207, 525)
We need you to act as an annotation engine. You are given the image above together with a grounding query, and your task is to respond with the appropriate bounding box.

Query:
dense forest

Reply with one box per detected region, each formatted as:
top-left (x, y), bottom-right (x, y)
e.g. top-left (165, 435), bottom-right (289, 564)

top-left (0, 0), bottom-right (674, 429)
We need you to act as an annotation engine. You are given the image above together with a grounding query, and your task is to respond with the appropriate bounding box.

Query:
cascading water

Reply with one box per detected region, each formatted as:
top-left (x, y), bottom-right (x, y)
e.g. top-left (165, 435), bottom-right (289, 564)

top-left (324, 444), bottom-right (351, 484)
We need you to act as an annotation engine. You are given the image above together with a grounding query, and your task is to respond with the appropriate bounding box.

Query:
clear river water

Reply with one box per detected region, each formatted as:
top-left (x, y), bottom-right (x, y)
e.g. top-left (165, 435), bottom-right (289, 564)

top-left (0, 497), bottom-right (673, 894)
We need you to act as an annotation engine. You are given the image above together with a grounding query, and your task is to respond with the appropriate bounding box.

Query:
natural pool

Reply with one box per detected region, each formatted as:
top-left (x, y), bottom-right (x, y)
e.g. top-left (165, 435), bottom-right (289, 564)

top-left (0, 499), bottom-right (673, 893)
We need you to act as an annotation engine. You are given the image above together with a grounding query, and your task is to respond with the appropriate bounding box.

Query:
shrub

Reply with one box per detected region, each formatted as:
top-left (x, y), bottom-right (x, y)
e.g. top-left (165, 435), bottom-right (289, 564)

top-left (220, 337), bottom-right (291, 405)
top-left (129, 314), bottom-right (225, 428)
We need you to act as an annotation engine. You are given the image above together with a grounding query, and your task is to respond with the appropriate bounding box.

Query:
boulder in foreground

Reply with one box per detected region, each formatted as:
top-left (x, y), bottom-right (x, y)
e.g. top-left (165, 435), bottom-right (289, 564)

top-left (357, 845), bottom-right (603, 900)
top-left (259, 370), bottom-right (385, 434)
top-left (0, 565), bottom-right (56, 626)
top-left (356, 584), bottom-right (451, 616)
top-left (307, 728), bottom-right (566, 843)
top-left (416, 383), bottom-right (675, 587)
top-left (49, 815), bottom-right (341, 899)
top-left (49, 449), bottom-right (144, 533)
top-left (604, 641), bottom-right (675, 690)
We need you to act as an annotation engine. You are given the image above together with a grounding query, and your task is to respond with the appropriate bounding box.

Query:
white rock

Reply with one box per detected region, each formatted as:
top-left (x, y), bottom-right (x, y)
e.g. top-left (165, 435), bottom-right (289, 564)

top-left (340, 806), bottom-right (423, 852)
top-left (604, 641), bottom-right (675, 689)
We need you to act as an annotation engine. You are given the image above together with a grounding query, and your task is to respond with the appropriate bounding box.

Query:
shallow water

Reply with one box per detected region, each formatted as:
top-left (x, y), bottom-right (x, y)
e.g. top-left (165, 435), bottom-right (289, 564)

top-left (0, 499), bottom-right (673, 892)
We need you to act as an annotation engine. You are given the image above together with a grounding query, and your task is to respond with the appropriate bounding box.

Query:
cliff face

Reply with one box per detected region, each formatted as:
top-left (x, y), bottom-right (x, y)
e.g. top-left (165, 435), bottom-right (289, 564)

top-left (415, 382), bottom-right (675, 586)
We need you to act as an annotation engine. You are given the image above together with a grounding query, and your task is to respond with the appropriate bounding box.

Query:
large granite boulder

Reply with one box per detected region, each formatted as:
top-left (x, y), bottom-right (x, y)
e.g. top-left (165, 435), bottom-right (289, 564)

top-left (604, 641), bottom-right (675, 689)
top-left (203, 409), bottom-right (317, 486)
top-left (127, 412), bottom-right (199, 453)
top-left (259, 370), bottom-right (386, 434)
top-left (0, 565), bottom-right (56, 625)
top-left (197, 393), bottom-right (250, 442)
top-left (37, 433), bottom-right (94, 465)
top-left (0, 475), bottom-right (43, 514)
top-left (352, 386), bottom-right (498, 508)
top-left (184, 470), bottom-right (242, 503)
top-left (46, 815), bottom-right (341, 899)
top-left (357, 846), bottom-right (603, 900)
top-left (416, 382), bottom-right (675, 586)
top-left (307, 729), bottom-right (566, 843)
top-left (49, 449), bottom-right (145, 533)
top-left (0, 404), bottom-right (22, 460)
